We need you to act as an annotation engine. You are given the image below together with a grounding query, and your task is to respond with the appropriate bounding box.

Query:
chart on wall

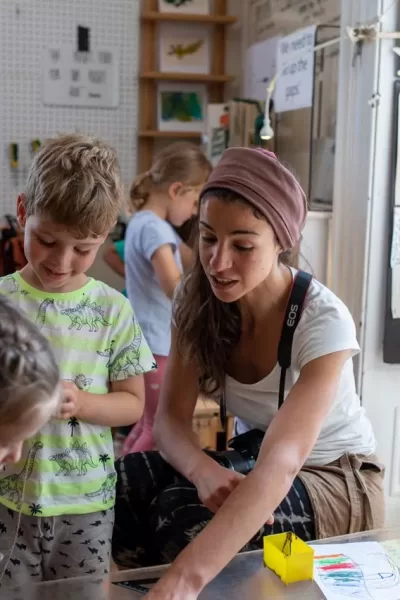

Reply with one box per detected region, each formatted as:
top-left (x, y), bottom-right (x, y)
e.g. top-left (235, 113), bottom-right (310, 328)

top-left (247, 0), bottom-right (340, 44)
top-left (43, 45), bottom-right (120, 108)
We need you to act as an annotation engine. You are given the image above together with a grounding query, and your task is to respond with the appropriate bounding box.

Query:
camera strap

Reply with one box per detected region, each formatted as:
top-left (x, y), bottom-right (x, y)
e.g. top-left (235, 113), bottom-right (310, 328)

top-left (277, 270), bottom-right (312, 408)
top-left (219, 270), bottom-right (312, 429)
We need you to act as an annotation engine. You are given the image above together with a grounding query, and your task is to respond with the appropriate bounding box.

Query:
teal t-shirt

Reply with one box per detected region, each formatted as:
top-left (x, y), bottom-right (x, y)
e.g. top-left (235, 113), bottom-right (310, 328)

top-left (0, 272), bottom-right (155, 517)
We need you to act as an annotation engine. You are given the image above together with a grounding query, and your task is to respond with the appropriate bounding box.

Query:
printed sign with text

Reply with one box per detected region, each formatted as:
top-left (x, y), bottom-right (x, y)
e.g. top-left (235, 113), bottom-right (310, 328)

top-left (275, 24), bottom-right (316, 113)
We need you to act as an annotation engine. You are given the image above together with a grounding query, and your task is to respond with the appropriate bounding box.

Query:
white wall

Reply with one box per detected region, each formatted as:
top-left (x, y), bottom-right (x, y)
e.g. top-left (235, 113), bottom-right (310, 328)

top-left (361, 1), bottom-right (400, 526)
top-left (333, 0), bottom-right (399, 525)
top-left (0, 0), bottom-right (140, 215)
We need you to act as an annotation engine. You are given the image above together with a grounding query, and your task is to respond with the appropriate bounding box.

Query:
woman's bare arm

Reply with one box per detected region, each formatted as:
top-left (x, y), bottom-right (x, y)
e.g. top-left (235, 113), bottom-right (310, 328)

top-left (148, 350), bottom-right (351, 599)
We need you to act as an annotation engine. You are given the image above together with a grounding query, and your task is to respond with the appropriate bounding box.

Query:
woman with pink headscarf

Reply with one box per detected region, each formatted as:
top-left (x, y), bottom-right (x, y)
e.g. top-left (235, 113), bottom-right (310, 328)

top-left (113, 148), bottom-right (384, 600)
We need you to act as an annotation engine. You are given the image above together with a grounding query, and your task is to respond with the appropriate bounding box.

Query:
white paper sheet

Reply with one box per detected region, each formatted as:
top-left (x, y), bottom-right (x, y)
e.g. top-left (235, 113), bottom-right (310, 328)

top-left (382, 539), bottom-right (400, 567)
top-left (245, 37), bottom-right (280, 102)
top-left (275, 24), bottom-right (317, 113)
top-left (311, 541), bottom-right (400, 600)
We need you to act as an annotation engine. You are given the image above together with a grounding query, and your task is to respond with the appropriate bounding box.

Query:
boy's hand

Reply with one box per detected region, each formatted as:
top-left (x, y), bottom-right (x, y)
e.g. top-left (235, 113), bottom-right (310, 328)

top-left (58, 381), bottom-right (81, 419)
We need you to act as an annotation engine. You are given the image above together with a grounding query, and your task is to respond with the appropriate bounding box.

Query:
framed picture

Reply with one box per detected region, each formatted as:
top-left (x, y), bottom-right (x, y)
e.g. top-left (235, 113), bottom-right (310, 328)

top-left (159, 23), bottom-right (210, 74)
top-left (158, 0), bottom-right (210, 15)
top-left (157, 82), bottom-right (207, 132)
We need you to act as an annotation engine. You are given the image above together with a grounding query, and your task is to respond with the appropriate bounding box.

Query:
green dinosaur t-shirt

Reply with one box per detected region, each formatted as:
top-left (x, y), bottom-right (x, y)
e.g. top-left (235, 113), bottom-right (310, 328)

top-left (0, 272), bottom-right (156, 517)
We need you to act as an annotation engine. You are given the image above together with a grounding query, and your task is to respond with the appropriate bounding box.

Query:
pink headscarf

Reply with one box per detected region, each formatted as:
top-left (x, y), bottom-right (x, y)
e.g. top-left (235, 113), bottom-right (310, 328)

top-left (200, 147), bottom-right (307, 251)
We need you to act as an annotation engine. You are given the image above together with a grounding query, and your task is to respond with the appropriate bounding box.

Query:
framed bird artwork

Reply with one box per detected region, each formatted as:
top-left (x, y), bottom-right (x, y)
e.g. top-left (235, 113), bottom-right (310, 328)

top-left (159, 23), bottom-right (210, 74)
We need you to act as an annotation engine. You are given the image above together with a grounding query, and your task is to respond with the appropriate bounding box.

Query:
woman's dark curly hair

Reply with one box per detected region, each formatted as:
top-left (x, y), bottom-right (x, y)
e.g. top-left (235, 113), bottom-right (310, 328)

top-left (174, 188), bottom-right (297, 397)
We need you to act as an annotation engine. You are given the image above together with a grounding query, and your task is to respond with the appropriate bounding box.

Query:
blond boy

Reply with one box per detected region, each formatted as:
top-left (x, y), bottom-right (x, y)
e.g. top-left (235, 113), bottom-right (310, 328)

top-left (0, 134), bottom-right (155, 586)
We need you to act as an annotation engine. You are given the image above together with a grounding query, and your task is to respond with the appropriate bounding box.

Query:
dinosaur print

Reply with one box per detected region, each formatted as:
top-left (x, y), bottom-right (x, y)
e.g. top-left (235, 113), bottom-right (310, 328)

top-left (64, 374), bottom-right (93, 391)
top-left (85, 473), bottom-right (116, 504)
top-left (35, 298), bottom-right (54, 329)
top-left (0, 442), bottom-right (43, 507)
top-left (168, 40), bottom-right (204, 59)
top-left (99, 329), bottom-right (145, 379)
top-left (61, 297), bottom-right (110, 332)
top-left (97, 347), bottom-right (112, 359)
top-left (97, 339), bottom-right (115, 361)
top-left (49, 440), bottom-right (97, 476)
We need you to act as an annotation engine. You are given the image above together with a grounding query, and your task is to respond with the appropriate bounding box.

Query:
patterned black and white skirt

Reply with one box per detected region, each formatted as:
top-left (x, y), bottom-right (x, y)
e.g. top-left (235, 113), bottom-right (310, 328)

top-left (112, 451), bottom-right (315, 569)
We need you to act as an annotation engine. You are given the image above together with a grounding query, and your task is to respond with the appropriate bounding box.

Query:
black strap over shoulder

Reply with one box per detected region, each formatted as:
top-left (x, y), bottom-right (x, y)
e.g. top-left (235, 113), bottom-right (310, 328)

top-left (220, 270), bottom-right (312, 429)
top-left (277, 270), bottom-right (312, 408)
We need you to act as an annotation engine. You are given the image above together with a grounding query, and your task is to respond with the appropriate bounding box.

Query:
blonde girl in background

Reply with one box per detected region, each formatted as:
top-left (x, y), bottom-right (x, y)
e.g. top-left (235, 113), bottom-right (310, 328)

top-left (122, 143), bottom-right (211, 455)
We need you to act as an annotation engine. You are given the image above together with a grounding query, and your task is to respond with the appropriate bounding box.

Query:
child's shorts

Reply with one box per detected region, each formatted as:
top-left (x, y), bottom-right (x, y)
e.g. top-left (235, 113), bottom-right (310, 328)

top-left (0, 505), bottom-right (114, 588)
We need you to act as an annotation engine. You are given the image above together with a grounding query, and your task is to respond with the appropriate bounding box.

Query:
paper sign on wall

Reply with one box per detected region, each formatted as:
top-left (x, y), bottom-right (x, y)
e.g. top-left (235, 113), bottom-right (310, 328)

top-left (245, 36), bottom-right (280, 102)
top-left (275, 24), bottom-right (316, 113)
top-left (42, 45), bottom-right (120, 108)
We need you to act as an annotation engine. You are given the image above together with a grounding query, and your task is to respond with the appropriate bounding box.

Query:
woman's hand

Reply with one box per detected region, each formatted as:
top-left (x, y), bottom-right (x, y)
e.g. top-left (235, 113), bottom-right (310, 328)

top-left (192, 460), bottom-right (245, 513)
top-left (192, 459), bottom-right (274, 525)
top-left (145, 463), bottom-right (275, 600)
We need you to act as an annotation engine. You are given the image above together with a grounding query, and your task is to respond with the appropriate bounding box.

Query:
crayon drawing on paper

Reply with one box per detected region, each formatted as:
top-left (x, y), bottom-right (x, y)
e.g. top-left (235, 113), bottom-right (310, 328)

top-left (312, 542), bottom-right (400, 600)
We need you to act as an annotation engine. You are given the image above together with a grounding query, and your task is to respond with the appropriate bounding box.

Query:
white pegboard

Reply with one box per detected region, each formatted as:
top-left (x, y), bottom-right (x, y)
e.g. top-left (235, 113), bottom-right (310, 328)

top-left (0, 0), bottom-right (139, 214)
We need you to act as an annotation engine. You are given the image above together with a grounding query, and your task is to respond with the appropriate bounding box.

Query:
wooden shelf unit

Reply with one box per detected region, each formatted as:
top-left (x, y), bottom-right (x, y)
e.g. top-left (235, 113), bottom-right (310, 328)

top-left (141, 11), bottom-right (237, 25)
top-left (138, 0), bottom-right (235, 172)
top-left (140, 71), bottom-right (234, 83)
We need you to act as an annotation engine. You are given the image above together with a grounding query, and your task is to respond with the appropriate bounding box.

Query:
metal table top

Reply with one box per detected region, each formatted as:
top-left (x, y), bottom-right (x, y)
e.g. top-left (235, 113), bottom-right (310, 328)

top-left (2, 527), bottom-right (400, 599)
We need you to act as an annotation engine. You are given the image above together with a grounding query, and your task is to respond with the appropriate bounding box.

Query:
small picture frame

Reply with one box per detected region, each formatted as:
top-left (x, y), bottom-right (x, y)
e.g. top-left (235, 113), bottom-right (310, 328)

top-left (159, 23), bottom-right (210, 74)
top-left (158, 0), bottom-right (210, 15)
top-left (157, 82), bottom-right (207, 132)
